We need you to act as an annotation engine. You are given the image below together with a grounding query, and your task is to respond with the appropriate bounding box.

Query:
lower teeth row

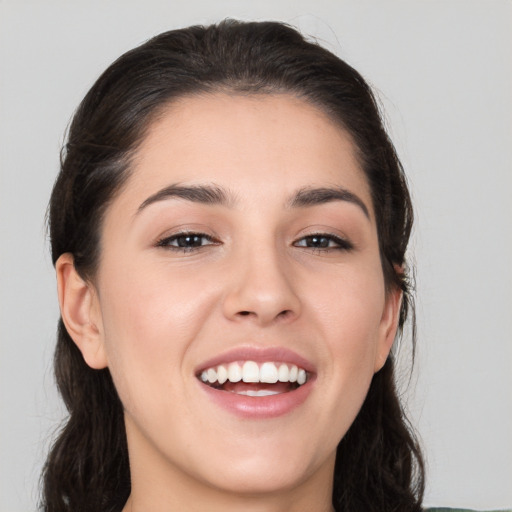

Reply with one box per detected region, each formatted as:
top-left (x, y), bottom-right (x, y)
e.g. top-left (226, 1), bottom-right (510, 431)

top-left (234, 389), bottom-right (281, 397)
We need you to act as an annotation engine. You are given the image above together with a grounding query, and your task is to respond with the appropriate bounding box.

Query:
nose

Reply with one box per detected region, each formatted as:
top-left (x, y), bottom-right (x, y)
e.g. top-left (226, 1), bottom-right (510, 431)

top-left (222, 245), bottom-right (301, 326)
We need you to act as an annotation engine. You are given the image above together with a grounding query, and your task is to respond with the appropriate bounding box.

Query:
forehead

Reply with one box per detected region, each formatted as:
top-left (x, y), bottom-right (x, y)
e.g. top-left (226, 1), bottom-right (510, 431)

top-left (120, 92), bottom-right (373, 215)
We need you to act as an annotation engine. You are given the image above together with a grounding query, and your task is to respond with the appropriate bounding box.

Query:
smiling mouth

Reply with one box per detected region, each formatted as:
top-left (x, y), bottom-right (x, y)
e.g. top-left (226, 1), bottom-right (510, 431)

top-left (198, 361), bottom-right (308, 396)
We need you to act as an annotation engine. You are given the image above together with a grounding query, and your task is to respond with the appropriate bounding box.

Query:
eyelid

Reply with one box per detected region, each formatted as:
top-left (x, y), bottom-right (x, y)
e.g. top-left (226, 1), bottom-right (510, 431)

top-left (153, 226), bottom-right (353, 253)
top-left (155, 230), bottom-right (221, 250)
top-left (292, 232), bottom-right (354, 251)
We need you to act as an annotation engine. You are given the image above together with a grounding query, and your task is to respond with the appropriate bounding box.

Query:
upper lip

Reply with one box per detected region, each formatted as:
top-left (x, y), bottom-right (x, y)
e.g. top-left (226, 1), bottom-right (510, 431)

top-left (195, 346), bottom-right (316, 375)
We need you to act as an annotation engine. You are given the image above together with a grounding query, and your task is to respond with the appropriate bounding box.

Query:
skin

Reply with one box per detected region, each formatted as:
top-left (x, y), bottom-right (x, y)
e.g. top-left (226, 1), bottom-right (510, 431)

top-left (57, 93), bottom-right (402, 512)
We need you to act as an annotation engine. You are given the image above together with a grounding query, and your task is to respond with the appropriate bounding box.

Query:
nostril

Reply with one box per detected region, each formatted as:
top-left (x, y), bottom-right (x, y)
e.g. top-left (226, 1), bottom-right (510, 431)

top-left (236, 309), bottom-right (293, 320)
top-left (232, 308), bottom-right (297, 324)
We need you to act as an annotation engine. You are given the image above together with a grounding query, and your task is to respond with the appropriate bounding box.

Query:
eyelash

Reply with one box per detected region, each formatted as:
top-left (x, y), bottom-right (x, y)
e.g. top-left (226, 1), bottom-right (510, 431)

top-left (156, 232), bottom-right (353, 253)
top-left (292, 233), bottom-right (353, 252)
top-left (156, 232), bottom-right (219, 252)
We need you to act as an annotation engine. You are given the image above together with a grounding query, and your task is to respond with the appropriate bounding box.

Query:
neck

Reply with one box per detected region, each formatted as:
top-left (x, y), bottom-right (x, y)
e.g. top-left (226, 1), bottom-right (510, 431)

top-left (124, 487), bottom-right (335, 512)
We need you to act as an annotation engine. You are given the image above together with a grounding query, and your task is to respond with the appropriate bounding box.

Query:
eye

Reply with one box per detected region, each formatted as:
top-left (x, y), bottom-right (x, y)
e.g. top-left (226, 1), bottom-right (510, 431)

top-left (156, 232), bottom-right (219, 252)
top-left (293, 233), bottom-right (353, 252)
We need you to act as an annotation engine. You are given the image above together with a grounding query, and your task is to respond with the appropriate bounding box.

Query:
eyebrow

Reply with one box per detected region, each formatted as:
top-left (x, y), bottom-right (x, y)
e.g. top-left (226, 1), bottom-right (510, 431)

top-left (137, 183), bottom-right (232, 213)
top-left (136, 183), bottom-right (369, 219)
top-left (289, 186), bottom-right (370, 218)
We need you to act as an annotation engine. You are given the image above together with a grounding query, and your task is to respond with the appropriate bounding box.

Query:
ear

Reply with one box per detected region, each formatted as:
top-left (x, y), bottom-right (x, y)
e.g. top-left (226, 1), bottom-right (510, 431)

top-left (374, 284), bottom-right (403, 373)
top-left (56, 253), bottom-right (108, 369)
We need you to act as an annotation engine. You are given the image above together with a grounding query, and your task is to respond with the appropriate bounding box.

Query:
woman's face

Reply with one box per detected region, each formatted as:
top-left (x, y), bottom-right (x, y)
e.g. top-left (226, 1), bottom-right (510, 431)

top-left (82, 94), bottom-right (400, 500)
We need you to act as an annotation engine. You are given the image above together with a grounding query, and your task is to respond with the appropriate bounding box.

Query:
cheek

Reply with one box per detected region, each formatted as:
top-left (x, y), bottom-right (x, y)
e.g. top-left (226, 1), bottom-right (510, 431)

top-left (101, 255), bottom-right (214, 338)
top-left (96, 259), bottom-right (220, 407)
top-left (308, 257), bottom-right (386, 350)
top-left (305, 260), bottom-right (386, 416)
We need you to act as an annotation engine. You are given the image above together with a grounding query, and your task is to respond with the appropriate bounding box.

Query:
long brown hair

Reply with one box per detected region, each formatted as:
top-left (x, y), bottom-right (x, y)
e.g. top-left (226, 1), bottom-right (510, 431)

top-left (44, 19), bottom-right (424, 512)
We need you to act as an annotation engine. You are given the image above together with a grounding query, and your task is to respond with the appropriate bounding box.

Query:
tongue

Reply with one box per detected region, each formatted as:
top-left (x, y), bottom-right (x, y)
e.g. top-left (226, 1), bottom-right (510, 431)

top-left (222, 381), bottom-right (293, 394)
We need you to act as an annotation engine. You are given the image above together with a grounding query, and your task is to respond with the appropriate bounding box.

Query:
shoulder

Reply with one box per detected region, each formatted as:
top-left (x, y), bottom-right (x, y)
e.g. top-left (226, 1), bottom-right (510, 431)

top-left (425, 509), bottom-right (512, 512)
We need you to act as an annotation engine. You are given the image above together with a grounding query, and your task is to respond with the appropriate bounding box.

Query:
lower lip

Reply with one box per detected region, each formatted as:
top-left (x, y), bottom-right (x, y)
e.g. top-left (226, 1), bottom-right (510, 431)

top-left (199, 379), bottom-right (314, 419)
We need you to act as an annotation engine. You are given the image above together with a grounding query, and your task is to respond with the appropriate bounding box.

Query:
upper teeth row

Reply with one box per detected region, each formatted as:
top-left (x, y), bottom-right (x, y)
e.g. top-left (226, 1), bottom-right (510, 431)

top-left (200, 361), bottom-right (307, 385)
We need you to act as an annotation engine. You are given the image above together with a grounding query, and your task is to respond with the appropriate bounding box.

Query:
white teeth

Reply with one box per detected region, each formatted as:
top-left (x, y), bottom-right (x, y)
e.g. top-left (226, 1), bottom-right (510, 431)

top-left (278, 363), bottom-right (289, 382)
top-left (260, 362), bottom-right (278, 383)
top-left (236, 389), bottom-right (281, 397)
top-left (217, 364), bottom-right (228, 384)
top-left (227, 362), bottom-right (242, 382)
top-left (200, 361), bottom-right (308, 386)
top-left (242, 361), bottom-right (260, 382)
top-left (207, 368), bottom-right (217, 384)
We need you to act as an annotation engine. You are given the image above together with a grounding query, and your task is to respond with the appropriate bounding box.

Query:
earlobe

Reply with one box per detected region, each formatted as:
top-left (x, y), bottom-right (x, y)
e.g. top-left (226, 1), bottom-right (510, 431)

top-left (56, 253), bottom-right (108, 370)
top-left (374, 285), bottom-right (403, 373)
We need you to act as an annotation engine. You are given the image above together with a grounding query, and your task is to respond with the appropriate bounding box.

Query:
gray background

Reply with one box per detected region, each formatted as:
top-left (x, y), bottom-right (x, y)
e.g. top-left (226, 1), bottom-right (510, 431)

top-left (1, 1), bottom-right (511, 510)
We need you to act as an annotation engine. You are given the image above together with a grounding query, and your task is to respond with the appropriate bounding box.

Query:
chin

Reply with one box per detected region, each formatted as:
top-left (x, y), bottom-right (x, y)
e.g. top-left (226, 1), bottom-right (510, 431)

top-left (186, 437), bottom-right (336, 497)
top-left (200, 460), bottom-right (315, 495)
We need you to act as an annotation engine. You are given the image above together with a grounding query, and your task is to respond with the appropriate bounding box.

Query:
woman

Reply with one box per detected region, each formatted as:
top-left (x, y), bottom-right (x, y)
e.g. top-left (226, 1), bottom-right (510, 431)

top-left (43, 19), bottom-right (424, 512)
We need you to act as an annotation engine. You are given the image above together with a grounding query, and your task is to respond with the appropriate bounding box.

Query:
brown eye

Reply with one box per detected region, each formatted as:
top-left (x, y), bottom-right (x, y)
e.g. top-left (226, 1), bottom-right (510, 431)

top-left (174, 234), bottom-right (206, 248)
top-left (302, 235), bottom-right (331, 248)
top-left (294, 234), bottom-right (353, 251)
top-left (157, 232), bottom-right (218, 251)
